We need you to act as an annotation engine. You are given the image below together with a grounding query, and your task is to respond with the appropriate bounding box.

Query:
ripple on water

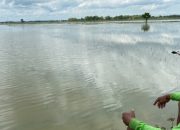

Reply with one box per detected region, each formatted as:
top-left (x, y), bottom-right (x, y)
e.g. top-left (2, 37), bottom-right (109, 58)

top-left (0, 23), bottom-right (180, 130)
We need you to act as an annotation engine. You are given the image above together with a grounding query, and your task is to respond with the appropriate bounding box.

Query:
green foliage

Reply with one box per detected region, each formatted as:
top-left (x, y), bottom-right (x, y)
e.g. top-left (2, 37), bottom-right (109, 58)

top-left (67, 15), bottom-right (144, 22)
top-left (1, 14), bottom-right (180, 24)
top-left (68, 18), bottom-right (78, 22)
top-left (84, 16), bottom-right (104, 21)
top-left (66, 14), bottom-right (154, 22)
top-left (142, 13), bottom-right (151, 19)
top-left (105, 16), bottom-right (112, 20)
top-left (154, 117), bottom-right (175, 130)
top-left (142, 12), bottom-right (151, 23)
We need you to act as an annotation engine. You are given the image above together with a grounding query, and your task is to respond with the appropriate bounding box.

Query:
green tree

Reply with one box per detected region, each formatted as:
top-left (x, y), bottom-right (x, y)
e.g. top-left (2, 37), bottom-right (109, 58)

top-left (105, 16), bottom-right (111, 21)
top-left (85, 16), bottom-right (92, 21)
top-left (68, 18), bottom-right (78, 22)
top-left (142, 12), bottom-right (151, 23)
top-left (84, 16), bottom-right (104, 21)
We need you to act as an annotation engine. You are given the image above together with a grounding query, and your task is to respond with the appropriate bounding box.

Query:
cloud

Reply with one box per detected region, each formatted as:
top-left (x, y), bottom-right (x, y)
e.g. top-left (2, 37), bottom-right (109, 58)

top-left (77, 0), bottom-right (139, 9)
top-left (3, 0), bottom-right (50, 6)
top-left (0, 0), bottom-right (180, 21)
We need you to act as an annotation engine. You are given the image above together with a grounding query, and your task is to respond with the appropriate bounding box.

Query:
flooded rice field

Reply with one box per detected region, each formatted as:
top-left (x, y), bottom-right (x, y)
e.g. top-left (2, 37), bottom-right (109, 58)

top-left (0, 22), bottom-right (180, 130)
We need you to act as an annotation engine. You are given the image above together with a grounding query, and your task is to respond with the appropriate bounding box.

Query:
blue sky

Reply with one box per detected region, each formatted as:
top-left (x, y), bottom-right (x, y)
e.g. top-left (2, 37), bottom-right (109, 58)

top-left (0, 0), bottom-right (180, 21)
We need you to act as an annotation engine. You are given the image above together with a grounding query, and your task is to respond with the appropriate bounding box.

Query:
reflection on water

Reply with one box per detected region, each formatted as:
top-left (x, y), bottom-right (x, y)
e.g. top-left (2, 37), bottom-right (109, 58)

top-left (0, 23), bottom-right (180, 130)
top-left (141, 23), bottom-right (150, 32)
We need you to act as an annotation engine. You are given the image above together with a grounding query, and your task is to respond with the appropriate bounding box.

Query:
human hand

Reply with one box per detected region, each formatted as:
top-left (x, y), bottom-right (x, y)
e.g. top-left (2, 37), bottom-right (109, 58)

top-left (153, 94), bottom-right (171, 109)
top-left (122, 111), bottom-right (135, 126)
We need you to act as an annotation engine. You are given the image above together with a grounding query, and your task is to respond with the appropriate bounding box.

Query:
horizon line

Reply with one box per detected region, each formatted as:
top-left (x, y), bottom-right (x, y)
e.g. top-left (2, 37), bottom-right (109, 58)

top-left (1, 14), bottom-right (180, 23)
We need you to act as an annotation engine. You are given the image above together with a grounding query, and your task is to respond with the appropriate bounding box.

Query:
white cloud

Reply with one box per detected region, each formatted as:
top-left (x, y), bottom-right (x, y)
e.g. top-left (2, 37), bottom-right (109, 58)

top-left (77, 0), bottom-right (139, 8)
top-left (141, 4), bottom-right (158, 11)
top-left (0, 0), bottom-right (179, 21)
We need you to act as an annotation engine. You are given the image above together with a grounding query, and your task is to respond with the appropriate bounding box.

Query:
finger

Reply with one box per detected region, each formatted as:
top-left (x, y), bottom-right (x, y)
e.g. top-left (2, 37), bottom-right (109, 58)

top-left (161, 103), bottom-right (164, 108)
top-left (160, 103), bottom-right (166, 109)
top-left (160, 103), bottom-right (164, 109)
top-left (164, 103), bottom-right (166, 108)
top-left (158, 102), bottom-right (161, 109)
top-left (161, 104), bottom-right (164, 109)
top-left (154, 98), bottom-right (159, 105)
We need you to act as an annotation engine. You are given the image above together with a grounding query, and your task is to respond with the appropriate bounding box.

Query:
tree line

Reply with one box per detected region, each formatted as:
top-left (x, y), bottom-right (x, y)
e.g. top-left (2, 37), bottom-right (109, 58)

top-left (1, 13), bottom-right (180, 24)
top-left (68, 15), bottom-right (144, 22)
top-left (67, 14), bottom-right (180, 22)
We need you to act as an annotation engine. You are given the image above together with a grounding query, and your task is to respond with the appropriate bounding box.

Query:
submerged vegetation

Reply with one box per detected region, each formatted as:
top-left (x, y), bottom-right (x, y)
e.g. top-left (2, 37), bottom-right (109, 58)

top-left (0, 14), bottom-right (180, 24)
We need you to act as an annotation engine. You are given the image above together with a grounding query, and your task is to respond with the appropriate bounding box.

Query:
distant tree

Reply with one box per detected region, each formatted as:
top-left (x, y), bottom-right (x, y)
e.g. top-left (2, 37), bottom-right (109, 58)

top-left (113, 15), bottom-right (130, 21)
top-left (80, 18), bottom-right (84, 21)
top-left (113, 15), bottom-right (123, 21)
top-left (142, 13), bottom-right (151, 23)
top-left (68, 18), bottom-right (78, 22)
top-left (92, 16), bottom-right (99, 21)
top-left (21, 19), bottom-right (24, 23)
top-left (84, 16), bottom-right (104, 21)
top-left (99, 16), bottom-right (104, 21)
top-left (85, 16), bottom-right (92, 21)
top-left (105, 16), bottom-right (111, 21)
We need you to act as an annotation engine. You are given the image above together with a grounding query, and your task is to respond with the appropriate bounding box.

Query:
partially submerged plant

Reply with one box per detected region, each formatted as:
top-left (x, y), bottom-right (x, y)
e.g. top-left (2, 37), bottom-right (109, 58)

top-left (142, 12), bottom-right (151, 24)
top-left (167, 117), bottom-right (175, 129)
top-left (155, 124), bottom-right (160, 128)
top-left (154, 117), bottom-right (175, 130)
top-left (155, 125), bottom-right (166, 130)
top-left (161, 127), bottom-right (166, 130)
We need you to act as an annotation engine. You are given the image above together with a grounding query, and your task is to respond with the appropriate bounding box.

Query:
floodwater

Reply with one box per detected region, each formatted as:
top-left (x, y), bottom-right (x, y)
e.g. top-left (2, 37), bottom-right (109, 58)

top-left (0, 22), bottom-right (180, 130)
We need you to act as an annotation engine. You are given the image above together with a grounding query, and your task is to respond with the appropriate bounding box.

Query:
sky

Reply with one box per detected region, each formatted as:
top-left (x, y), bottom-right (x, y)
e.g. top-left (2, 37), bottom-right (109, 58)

top-left (0, 0), bottom-right (180, 21)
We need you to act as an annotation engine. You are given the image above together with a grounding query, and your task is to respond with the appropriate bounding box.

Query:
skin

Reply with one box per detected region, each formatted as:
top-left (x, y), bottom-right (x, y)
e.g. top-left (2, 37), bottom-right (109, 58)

top-left (122, 51), bottom-right (180, 129)
top-left (122, 94), bottom-right (172, 129)
top-left (153, 94), bottom-right (171, 109)
top-left (122, 111), bottom-right (135, 130)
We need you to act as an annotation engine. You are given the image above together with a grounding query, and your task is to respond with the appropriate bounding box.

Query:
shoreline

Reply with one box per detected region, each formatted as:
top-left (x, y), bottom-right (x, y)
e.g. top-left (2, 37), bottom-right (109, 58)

top-left (0, 19), bottom-right (180, 25)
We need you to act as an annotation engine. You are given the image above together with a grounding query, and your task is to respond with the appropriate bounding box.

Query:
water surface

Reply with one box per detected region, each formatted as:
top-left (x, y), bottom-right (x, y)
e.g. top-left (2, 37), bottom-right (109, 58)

top-left (0, 22), bottom-right (180, 130)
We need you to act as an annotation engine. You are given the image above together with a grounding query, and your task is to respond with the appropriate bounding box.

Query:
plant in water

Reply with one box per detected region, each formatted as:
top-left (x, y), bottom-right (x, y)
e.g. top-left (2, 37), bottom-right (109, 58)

top-left (142, 12), bottom-right (151, 24)
top-left (167, 117), bottom-right (175, 129)
top-left (154, 117), bottom-right (175, 130)
top-left (161, 127), bottom-right (166, 130)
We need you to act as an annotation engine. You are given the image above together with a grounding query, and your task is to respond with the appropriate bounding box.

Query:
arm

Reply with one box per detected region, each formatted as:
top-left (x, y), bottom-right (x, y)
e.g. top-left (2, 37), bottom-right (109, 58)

top-left (130, 119), bottom-right (180, 130)
top-left (153, 92), bottom-right (180, 109)
top-left (128, 92), bottom-right (180, 130)
top-left (122, 112), bottom-right (160, 130)
top-left (129, 119), bottom-right (161, 130)
top-left (170, 93), bottom-right (180, 101)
